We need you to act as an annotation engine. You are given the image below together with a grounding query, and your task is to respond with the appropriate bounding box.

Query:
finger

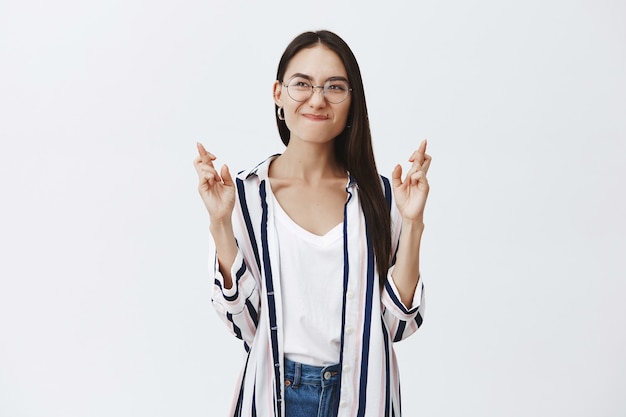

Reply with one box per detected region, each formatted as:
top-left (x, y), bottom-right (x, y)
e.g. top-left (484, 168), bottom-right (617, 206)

top-left (196, 142), bottom-right (216, 165)
top-left (418, 173), bottom-right (430, 192)
top-left (193, 155), bottom-right (214, 169)
top-left (406, 170), bottom-right (416, 186)
top-left (194, 158), bottom-right (217, 178)
top-left (194, 158), bottom-right (207, 177)
top-left (196, 142), bottom-right (212, 158)
top-left (421, 154), bottom-right (432, 174)
top-left (405, 160), bottom-right (422, 182)
top-left (409, 170), bottom-right (429, 190)
top-left (202, 166), bottom-right (222, 183)
top-left (220, 164), bottom-right (234, 187)
top-left (196, 159), bottom-right (222, 186)
top-left (409, 170), bottom-right (423, 185)
top-left (407, 144), bottom-right (427, 176)
top-left (202, 170), bottom-right (220, 187)
top-left (408, 139), bottom-right (427, 162)
top-left (391, 164), bottom-right (403, 188)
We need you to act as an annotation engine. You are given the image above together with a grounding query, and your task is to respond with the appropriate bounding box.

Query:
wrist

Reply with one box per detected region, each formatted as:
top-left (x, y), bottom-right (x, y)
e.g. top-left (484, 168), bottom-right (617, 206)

top-left (209, 218), bottom-right (233, 234)
top-left (401, 218), bottom-right (425, 231)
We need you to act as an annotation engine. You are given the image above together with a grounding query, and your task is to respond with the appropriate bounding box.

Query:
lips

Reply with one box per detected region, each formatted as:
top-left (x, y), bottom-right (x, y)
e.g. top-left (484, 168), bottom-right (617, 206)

top-left (302, 113), bottom-right (328, 121)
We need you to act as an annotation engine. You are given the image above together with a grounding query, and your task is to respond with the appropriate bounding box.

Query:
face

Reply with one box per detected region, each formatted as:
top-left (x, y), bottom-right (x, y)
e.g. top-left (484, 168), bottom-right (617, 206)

top-left (274, 44), bottom-right (351, 146)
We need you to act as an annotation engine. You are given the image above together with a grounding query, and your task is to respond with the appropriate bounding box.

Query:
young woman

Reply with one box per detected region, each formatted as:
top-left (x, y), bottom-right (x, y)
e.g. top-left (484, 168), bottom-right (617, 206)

top-left (194, 30), bottom-right (431, 417)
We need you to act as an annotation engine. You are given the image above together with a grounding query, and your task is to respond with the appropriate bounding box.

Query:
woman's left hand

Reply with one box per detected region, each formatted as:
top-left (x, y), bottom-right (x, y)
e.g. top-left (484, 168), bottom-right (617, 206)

top-left (391, 139), bottom-right (432, 222)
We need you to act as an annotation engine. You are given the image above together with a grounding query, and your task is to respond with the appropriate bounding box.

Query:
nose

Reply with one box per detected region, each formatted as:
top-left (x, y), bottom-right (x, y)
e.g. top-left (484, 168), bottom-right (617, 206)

top-left (308, 86), bottom-right (326, 107)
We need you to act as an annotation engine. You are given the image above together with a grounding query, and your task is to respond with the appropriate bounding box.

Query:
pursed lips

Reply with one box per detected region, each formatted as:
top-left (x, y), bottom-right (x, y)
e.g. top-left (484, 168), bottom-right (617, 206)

top-left (302, 113), bottom-right (329, 121)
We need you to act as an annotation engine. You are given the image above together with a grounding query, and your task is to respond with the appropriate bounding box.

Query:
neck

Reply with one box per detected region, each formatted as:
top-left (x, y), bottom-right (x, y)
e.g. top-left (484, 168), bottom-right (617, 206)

top-left (271, 139), bottom-right (345, 181)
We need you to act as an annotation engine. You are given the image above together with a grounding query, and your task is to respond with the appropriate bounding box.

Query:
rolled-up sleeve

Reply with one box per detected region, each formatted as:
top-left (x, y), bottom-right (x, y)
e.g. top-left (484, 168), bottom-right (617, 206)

top-left (210, 242), bottom-right (260, 346)
top-left (381, 272), bottom-right (425, 342)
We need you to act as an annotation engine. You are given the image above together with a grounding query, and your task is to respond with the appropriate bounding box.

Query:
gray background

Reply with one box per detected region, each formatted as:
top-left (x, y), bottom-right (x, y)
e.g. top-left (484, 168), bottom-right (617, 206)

top-left (1, 0), bottom-right (625, 416)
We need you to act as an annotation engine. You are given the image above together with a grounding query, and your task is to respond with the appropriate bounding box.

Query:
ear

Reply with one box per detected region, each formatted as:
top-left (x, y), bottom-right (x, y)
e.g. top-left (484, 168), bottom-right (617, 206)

top-left (273, 80), bottom-right (283, 107)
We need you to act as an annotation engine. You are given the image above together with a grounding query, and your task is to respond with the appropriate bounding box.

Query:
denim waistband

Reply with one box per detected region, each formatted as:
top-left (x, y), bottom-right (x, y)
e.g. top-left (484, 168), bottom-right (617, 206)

top-left (284, 357), bottom-right (341, 388)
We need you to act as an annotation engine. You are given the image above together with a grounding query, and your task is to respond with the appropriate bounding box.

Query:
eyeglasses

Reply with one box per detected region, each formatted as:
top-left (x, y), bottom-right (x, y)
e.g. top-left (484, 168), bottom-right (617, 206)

top-left (283, 76), bottom-right (352, 104)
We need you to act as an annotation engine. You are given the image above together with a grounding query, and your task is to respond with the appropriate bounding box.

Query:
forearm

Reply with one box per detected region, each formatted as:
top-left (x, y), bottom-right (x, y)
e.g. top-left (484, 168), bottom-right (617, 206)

top-left (390, 219), bottom-right (424, 307)
top-left (209, 219), bottom-right (239, 289)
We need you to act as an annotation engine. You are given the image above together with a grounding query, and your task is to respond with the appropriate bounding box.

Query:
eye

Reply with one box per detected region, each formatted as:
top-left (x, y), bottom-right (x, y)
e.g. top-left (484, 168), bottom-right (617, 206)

top-left (289, 78), bottom-right (311, 89)
top-left (326, 81), bottom-right (349, 92)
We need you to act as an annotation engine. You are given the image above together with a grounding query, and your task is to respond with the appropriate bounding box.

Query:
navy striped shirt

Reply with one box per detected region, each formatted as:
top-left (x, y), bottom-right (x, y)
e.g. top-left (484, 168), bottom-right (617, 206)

top-left (209, 155), bottom-right (426, 417)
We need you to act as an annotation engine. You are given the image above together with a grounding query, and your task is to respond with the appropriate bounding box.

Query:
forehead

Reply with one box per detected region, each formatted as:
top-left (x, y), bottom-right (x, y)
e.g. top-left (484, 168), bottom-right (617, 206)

top-left (284, 44), bottom-right (347, 80)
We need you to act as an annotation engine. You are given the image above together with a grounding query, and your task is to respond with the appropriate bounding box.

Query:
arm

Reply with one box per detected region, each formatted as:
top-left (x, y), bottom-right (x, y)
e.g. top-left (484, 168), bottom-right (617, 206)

top-left (391, 220), bottom-right (425, 307)
top-left (194, 143), bottom-right (259, 345)
top-left (380, 140), bottom-right (431, 342)
top-left (389, 139), bottom-right (431, 307)
top-left (193, 142), bottom-right (238, 286)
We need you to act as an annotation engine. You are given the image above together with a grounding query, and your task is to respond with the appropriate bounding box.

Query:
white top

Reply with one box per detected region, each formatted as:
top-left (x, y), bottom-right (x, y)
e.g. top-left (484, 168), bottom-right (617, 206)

top-left (270, 186), bottom-right (344, 366)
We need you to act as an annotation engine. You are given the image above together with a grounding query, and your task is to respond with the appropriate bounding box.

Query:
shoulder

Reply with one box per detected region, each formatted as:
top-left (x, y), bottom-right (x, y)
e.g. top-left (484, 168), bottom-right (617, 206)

top-left (349, 175), bottom-right (393, 204)
top-left (232, 155), bottom-right (280, 212)
top-left (236, 154), bottom-right (281, 183)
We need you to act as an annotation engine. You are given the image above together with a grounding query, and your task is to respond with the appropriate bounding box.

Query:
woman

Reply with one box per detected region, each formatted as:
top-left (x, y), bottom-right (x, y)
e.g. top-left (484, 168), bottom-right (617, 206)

top-left (194, 30), bottom-right (431, 417)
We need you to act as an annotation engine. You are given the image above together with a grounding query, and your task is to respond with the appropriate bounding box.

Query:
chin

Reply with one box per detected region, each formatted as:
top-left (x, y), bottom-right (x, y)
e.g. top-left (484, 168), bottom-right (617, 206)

top-left (300, 136), bottom-right (336, 145)
top-left (292, 128), bottom-right (343, 145)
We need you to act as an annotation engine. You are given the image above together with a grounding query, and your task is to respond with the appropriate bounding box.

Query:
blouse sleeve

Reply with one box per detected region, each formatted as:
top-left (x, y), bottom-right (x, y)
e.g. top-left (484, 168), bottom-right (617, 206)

top-left (209, 211), bottom-right (261, 349)
top-left (381, 270), bottom-right (425, 342)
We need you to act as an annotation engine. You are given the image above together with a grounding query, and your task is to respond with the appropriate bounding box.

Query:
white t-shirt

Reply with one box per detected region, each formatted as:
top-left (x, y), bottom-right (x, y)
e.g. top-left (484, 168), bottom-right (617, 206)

top-left (270, 188), bottom-right (344, 366)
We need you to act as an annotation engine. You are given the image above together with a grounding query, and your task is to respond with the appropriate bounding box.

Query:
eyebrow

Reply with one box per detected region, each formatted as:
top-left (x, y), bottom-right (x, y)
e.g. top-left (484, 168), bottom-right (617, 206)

top-left (288, 73), bottom-right (349, 83)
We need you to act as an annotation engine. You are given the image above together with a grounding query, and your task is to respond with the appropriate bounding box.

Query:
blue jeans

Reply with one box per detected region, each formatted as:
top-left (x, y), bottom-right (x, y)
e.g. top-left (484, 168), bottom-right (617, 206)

top-left (283, 358), bottom-right (341, 417)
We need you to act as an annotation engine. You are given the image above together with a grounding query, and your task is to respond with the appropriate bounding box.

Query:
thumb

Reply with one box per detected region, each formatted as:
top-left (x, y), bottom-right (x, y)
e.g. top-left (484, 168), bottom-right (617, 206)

top-left (391, 164), bottom-right (403, 188)
top-left (221, 164), bottom-right (234, 187)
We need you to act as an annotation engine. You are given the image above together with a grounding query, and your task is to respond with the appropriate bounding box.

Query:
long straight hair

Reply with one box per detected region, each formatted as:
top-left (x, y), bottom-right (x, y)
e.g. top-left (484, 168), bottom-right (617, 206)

top-left (275, 30), bottom-right (391, 286)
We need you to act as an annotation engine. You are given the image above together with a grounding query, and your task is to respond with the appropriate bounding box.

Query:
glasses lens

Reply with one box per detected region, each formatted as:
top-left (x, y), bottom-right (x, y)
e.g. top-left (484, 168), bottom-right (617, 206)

top-left (323, 79), bottom-right (350, 104)
top-left (287, 77), bottom-right (312, 102)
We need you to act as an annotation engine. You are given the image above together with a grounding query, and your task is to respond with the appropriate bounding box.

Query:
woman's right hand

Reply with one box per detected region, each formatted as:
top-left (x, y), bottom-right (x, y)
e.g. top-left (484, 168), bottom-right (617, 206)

top-left (193, 142), bottom-right (236, 223)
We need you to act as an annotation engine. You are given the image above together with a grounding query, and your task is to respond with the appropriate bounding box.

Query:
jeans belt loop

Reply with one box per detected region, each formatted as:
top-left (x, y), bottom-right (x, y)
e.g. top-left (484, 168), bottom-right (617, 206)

top-left (293, 361), bottom-right (302, 388)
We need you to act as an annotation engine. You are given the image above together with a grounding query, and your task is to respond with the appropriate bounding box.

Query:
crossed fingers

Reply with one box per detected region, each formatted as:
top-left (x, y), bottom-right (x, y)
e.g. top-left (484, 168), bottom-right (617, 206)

top-left (194, 142), bottom-right (221, 186)
top-left (407, 139), bottom-right (431, 177)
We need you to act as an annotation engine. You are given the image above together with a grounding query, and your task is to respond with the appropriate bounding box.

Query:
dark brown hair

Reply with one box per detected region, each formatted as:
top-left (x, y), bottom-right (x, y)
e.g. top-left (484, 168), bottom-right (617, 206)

top-left (275, 30), bottom-right (391, 286)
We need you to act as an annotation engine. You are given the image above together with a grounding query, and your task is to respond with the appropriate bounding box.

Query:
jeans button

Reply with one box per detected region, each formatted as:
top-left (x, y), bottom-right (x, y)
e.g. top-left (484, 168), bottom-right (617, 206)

top-left (323, 371), bottom-right (332, 380)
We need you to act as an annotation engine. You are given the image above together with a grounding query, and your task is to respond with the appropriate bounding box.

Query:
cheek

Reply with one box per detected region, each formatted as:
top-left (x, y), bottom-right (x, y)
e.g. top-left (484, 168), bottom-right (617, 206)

top-left (282, 104), bottom-right (301, 132)
top-left (337, 103), bottom-right (351, 123)
top-left (283, 103), bottom-right (301, 123)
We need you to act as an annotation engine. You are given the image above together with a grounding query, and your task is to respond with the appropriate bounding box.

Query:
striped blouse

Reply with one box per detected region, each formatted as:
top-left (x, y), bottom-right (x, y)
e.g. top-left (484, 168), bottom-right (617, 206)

top-left (209, 155), bottom-right (426, 417)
